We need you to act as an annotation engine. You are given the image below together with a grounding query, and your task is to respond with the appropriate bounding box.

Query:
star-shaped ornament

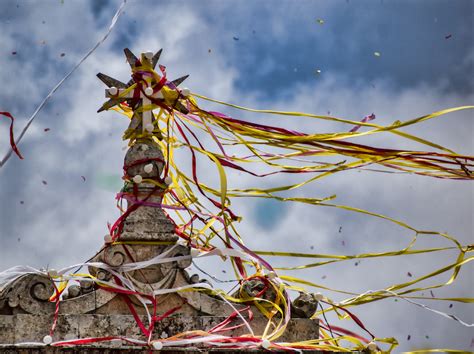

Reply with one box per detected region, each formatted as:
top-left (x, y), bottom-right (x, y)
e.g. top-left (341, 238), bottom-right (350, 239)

top-left (97, 48), bottom-right (190, 138)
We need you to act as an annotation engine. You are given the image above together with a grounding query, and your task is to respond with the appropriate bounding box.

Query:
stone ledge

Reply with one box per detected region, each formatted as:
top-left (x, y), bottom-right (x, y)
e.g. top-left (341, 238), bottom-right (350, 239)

top-left (0, 347), bottom-right (339, 353)
top-left (0, 314), bottom-right (319, 348)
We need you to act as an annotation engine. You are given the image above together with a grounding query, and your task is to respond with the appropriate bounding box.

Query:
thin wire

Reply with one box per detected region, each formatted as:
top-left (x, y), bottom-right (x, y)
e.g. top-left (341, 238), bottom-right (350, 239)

top-left (0, 0), bottom-right (127, 169)
top-left (319, 300), bottom-right (335, 339)
top-left (192, 261), bottom-right (238, 284)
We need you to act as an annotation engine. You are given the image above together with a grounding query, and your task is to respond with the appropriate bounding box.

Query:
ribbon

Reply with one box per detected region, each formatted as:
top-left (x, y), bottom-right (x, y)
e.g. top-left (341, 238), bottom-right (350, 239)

top-left (0, 111), bottom-right (23, 159)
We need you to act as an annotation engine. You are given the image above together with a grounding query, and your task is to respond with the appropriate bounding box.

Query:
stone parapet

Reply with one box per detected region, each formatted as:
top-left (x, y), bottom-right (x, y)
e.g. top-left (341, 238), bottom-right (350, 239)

top-left (0, 314), bottom-right (319, 350)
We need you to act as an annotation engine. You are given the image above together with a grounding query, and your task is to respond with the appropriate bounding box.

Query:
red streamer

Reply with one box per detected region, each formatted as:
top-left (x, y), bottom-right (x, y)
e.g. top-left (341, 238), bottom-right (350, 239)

top-left (0, 111), bottom-right (24, 159)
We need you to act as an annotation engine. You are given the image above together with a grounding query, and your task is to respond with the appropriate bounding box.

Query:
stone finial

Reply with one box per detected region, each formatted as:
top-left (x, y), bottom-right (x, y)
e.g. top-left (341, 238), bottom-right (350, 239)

top-left (119, 139), bottom-right (176, 242)
top-left (292, 292), bottom-right (320, 318)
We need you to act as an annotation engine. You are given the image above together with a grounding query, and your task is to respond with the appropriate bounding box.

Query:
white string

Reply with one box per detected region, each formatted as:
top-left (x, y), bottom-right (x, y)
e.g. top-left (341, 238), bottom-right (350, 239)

top-left (0, 0), bottom-right (127, 168)
top-left (341, 289), bottom-right (473, 328)
top-left (383, 290), bottom-right (474, 327)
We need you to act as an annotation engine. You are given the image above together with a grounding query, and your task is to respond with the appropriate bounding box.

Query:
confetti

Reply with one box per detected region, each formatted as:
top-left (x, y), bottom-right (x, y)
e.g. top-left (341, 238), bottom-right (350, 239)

top-left (11, 51), bottom-right (17, 55)
top-left (430, 290), bottom-right (435, 298)
top-left (407, 335), bottom-right (411, 341)
top-left (374, 51), bottom-right (381, 57)
top-left (20, 201), bottom-right (24, 205)
top-left (232, 36), bottom-right (239, 41)
top-left (354, 261), bottom-right (359, 266)
top-left (341, 240), bottom-right (345, 246)
top-left (338, 226), bottom-right (342, 233)
top-left (449, 303), bottom-right (453, 308)
top-left (425, 335), bottom-right (429, 339)
top-left (60, 53), bottom-right (66, 57)
top-left (310, 245), bottom-right (314, 250)
top-left (445, 34), bottom-right (452, 39)
top-left (42, 180), bottom-right (48, 185)
top-left (350, 113), bottom-right (376, 133)
top-left (322, 275), bottom-right (327, 279)
top-left (316, 19), bottom-right (324, 25)
top-left (315, 69), bottom-right (322, 74)
top-left (407, 272), bottom-right (412, 277)
top-left (81, 176), bottom-right (86, 182)
top-left (208, 49), bottom-right (211, 53)
top-left (44, 128), bottom-right (50, 132)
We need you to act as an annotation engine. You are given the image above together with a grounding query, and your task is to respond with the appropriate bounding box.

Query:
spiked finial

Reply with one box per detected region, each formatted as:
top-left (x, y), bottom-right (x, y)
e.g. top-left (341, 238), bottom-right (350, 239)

top-left (124, 48), bottom-right (140, 68)
top-left (97, 48), bottom-right (191, 120)
top-left (96, 73), bottom-right (128, 88)
top-left (171, 75), bottom-right (189, 87)
top-left (151, 49), bottom-right (163, 69)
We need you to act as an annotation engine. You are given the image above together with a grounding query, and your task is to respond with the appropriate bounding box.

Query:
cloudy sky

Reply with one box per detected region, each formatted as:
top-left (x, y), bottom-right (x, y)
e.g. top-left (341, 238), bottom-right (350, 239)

top-left (0, 0), bottom-right (472, 352)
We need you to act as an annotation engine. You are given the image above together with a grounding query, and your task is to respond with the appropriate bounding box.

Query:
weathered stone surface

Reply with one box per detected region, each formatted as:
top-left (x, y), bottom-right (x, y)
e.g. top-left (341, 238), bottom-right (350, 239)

top-left (0, 274), bottom-right (55, 315)
top-left (120, 139), bottom-right (176, 242)
top-left (124, 141), bottom-right (164, 179)
top-left (292, 293), bottom-right (319, 318)
top-left (0, 315), bottom-right (14, 343)
top-left (0, 314), bottom-right (319, 347)
top-left (0, 348), bottom-right (333, 353)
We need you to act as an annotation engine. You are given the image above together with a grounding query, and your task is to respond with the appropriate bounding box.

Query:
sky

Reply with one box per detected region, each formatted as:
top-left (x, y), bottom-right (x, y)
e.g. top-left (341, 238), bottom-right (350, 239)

top-left (0, 0), bottom-right (473, 352)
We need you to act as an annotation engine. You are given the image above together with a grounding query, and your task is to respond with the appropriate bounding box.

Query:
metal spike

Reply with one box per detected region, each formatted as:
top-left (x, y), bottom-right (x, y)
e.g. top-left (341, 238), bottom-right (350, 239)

top-left (97, 97), bottom-right (126, 113)
top-left (171, 75), bottom-right (189, 87)
top-left (124, 48), bottom-right (139, 68)
top-left (174, 101), bottom-right (190, 114)
top-left (97, 73), bottom-right (128, 88)
top-left (151, 49), bottom-right (163, 69)
top-left (128, 113), bottom-right (141, 130)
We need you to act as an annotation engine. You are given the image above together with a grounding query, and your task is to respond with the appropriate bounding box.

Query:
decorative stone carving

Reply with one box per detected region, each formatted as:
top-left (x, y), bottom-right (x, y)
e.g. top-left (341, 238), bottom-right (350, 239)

top-left (0, 274), bottom-right (55, 315)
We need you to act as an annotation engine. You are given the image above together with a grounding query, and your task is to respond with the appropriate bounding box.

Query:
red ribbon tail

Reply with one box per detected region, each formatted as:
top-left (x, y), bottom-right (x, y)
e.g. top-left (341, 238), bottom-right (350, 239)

top-left (1, 111), bottom-right (24, 159)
